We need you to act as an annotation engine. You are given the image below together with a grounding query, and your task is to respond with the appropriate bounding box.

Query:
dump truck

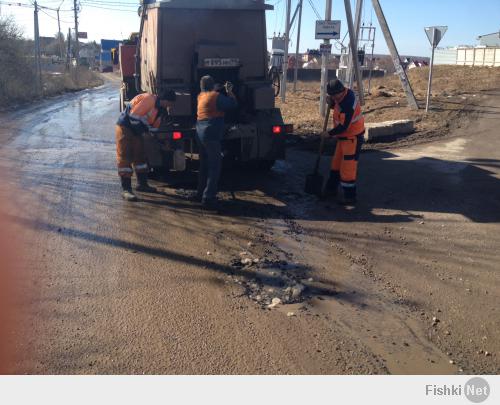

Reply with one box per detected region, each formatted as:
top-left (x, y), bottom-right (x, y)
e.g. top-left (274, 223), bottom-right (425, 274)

top-left (119, 0), bottom-right (291, 174)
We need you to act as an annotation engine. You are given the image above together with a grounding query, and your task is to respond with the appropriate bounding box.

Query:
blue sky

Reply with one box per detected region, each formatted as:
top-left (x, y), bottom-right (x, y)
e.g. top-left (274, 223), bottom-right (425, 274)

top-left (2, 0), bottom-right (500, 57)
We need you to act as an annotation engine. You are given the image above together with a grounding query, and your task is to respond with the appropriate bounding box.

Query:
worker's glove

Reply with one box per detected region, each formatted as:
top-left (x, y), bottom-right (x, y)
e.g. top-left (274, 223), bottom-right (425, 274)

top-left (224, 81), bottom-right (234, 94)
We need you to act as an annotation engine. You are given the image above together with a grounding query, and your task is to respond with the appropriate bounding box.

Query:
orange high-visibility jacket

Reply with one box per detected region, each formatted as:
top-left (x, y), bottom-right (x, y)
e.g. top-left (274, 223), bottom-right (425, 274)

top-left (329, 88), bottom-right (365, 138)
top-left (117, 93), bottom-right (161, 135)
top-left (197, 91), bottom-right (226, 121)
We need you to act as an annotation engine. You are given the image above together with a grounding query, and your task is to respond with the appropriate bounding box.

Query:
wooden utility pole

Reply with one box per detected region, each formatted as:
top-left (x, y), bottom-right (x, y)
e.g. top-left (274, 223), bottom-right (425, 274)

top-left (57, 8), bottom-right (64, 59)
top-left (280, 0), bottom-right (291, 103)
top-left (319, 0), bottom-right (332, 117)
top-left (371, 0), bottom-right (418, 109)
top-left (66, 27), bottom-right (71, 70)
top-left (293, 0), bottom-right (303, 92)
top-left (73, 0), bottom-right (79, 66)
top-left (33, 0), bottom-right (42, 94)
top-left (344, 0), bottom-right (364, 105)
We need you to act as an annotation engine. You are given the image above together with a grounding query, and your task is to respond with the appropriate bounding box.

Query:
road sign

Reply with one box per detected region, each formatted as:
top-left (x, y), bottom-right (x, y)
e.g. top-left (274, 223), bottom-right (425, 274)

top-left (77, 32), bottom-right (87, 39)
top-left (424, 26), bottom-right (447, 47)
top-left (425, 26), bottom-right (447, 112)
top-left (320, 43), bottom-right (332, 55)
top-left (315, 20), bottom-right (341, 40)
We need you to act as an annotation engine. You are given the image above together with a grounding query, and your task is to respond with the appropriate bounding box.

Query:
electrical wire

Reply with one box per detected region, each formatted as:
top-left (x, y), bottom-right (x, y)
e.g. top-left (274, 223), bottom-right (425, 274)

top-left (79, 2), bottom-right (136, 11)
top-left (80, 0), bottom-right (138, 6)
top-left (307, 0), bottom-right (320, 19)
top-left (38, 7), bottom-right (72, 22)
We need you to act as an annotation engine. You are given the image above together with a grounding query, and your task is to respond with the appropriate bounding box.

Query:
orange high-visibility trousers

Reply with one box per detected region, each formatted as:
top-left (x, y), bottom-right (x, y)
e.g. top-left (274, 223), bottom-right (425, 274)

top-left (331, 134), bottom-right (363, 187)
top-left (115, 125), bottom-right (148, 178)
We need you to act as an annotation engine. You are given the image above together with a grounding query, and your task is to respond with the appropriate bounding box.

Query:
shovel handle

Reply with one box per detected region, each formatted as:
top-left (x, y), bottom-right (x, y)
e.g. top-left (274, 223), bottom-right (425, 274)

top-left (314, 106), bottom-right (331, 173)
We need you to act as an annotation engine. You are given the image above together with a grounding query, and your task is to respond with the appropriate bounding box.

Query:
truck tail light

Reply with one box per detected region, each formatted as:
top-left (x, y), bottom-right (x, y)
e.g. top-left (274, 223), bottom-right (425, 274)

top-left (272, 126), bottom-right (282, 134)
top-left (172, 131), bottom-right (183, 140)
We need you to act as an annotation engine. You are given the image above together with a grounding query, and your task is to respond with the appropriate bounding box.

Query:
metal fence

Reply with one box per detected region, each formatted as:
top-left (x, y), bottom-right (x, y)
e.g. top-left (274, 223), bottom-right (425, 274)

top-left (434, 46), bottom-right (500, 67)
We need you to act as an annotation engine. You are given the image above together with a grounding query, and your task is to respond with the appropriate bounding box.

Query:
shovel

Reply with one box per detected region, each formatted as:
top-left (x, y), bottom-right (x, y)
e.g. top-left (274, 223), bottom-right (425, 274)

top-left (304, 106), bottom-right (331, 195)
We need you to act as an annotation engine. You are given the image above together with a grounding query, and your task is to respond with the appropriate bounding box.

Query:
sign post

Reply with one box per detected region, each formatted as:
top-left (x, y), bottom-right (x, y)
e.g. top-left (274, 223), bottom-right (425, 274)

top-left (425, 26), bottom-right (447, 112)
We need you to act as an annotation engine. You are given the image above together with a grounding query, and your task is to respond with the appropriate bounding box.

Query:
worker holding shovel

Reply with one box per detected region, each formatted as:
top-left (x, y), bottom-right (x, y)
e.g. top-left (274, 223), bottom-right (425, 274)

top-left (321, 79), bottom-right (365, 205)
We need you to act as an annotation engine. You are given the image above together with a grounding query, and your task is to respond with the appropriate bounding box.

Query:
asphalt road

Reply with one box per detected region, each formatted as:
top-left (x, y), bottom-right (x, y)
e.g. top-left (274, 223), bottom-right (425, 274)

top-left (0, 81), bottom-right (499, 374)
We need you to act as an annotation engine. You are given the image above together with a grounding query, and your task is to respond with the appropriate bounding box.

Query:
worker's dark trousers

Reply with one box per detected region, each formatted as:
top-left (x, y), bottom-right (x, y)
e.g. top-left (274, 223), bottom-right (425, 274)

top-left (196, 136), bottom-right (222, 203)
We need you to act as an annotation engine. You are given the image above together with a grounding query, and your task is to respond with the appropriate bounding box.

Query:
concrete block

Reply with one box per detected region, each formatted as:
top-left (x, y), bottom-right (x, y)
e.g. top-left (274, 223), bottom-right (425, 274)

top-left (364, 119), bottom-right (414, 142)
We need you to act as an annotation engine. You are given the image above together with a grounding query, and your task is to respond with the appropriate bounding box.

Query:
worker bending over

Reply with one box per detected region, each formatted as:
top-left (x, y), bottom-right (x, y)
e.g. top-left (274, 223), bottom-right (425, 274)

top-left (115, 90), bottom-right (176, 201)
top-left (322, 79), bottom-right (365, 205)
top-left (195, 75), bottom-right (237, 211)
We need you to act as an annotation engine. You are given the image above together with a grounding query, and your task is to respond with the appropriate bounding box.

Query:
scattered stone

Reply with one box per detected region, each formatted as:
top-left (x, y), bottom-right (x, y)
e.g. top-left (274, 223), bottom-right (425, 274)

top-left (253, 258), bottom-right (260, 264)
top-left (287, 312), bottom-right (296, 317)
top-left (291, 284), bottom-right (305, 299)
top-left (239, 251), bottom-right (250, 256)
top-left (206, 251), bottom-right (212, 256)
top-left (444, 331), bottom-right (451, 335)
top-left (241, 258), bottom-right (253, 266)
top-left (308, 278), bottom-right (314, 282)
top-left (485, 351), bottom-right (491, 357)
top-left (449, 360), bottom-right (455, 365)
top-left (466, 288), bottom-right (471, 293)
top-left (419, 221), bottom-right (425, 225)
top-left (247, 242), bottom-right (254, 248)
top-left (268, 297), bottom-right (282, 309)
top-left (255, 295), bottom-right (262, 302)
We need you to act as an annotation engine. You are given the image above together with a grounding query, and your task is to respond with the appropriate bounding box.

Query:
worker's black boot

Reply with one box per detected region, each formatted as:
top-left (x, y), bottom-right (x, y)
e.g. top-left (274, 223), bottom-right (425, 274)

top-left (136, 172), bottom-right (157, 193)
top-left (321, 170), bottom-right (340, 199)
top-left (121, 177), bottom-right (138, 202)
top-left (340, 185), bottom-right (357, 206)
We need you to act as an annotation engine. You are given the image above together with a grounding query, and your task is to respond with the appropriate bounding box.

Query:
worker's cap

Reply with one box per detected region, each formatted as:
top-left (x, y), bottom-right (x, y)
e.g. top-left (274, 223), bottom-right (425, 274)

top-left (327, 79), bottom-right (345, 96)
top-left (159, 88), bottom-right (176, 102)
top-left (200, 75), bottom-right (215, 92)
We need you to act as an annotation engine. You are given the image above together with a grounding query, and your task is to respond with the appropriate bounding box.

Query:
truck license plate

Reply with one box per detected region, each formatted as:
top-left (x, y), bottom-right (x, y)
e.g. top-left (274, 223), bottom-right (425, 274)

top-left (203, 58), bottom-right (240, 67)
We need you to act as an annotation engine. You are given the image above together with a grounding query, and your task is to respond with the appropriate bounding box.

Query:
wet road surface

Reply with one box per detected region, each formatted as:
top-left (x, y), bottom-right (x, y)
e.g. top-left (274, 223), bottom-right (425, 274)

top-left (0, 81), bottom-right (499, 374)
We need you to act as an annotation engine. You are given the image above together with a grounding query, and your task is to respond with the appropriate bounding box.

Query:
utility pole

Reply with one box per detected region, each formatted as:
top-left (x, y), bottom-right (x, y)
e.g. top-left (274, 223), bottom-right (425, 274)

top-left (293, 0), bottom-right (303, 92)
top-left (67, 27), bottom-right (71, 70)
top-left (33, 1), bottom-right (42, 94)
top-left (281, 0), bottom-right (291, 103)
top-left (348, 0), bottom-right (363, 88)
top-left (73, 0), bottom-right (79, 66)
top-left (319, 0), bottom-right (332, 117)
top-left (371, 0), bottom-right (418, 109)
top-left (344, 0), bottom-right (364, 105)
top-left (57, 8), bottom-right (64, 59)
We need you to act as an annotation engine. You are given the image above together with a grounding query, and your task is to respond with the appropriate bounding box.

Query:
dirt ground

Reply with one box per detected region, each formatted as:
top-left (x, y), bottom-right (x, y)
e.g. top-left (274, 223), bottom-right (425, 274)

top-left (278, 66), bottom-right (500, 149)
top-left (0, 75), bottom-right (499, 375)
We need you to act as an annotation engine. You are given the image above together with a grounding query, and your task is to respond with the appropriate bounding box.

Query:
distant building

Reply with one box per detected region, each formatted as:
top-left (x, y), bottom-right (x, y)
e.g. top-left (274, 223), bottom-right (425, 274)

top-left (477, 31), bottom-right (500, 47)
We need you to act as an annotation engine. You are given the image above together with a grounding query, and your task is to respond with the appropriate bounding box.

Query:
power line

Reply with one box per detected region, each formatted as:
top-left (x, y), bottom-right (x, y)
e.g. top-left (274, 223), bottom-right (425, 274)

top-left (80, 0), bottom-right (138, 5)
top-left (39, 6), bottom-right (72, 22)
top-left (307, 0), bottom-right (320, 19)
top-left (79, 2), bottom-right (136, 11)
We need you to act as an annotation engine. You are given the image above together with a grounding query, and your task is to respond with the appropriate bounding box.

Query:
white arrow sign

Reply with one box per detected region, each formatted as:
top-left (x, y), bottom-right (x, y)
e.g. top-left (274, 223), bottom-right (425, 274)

top-left (425, 26), bottom-right (447, 48)
top-left (315, 20), bottom-right (341, 40)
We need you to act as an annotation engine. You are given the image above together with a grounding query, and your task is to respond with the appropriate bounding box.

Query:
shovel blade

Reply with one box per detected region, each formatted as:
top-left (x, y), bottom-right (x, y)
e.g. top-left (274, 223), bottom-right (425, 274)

top-left (304, 173), bottom-right (324, 195)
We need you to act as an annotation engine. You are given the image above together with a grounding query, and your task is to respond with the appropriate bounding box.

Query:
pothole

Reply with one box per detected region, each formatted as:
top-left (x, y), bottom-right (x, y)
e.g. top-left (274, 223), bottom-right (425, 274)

top-left (228, 254), bottom-right (311, 308)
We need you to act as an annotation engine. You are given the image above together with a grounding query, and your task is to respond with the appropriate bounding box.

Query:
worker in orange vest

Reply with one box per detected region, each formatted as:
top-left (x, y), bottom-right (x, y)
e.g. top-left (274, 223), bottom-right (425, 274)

top-left (321, 79), bottom-right (365, 205)
top-left (115, 89), bottom-right (176, 201)
top-left (195, 75), bottom-right (237, 211)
